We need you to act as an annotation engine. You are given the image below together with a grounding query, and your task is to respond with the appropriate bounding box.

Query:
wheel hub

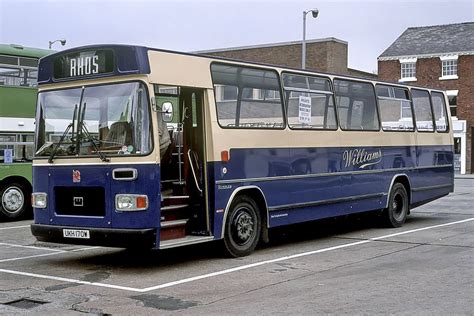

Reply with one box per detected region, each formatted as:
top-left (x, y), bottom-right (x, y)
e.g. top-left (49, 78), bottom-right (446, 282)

top-left (2, 187), bottom-right (24, 213)
top-left (392, 194), bottom-right (404, 220)
top-left (232, 211), bottom-right (254, 244)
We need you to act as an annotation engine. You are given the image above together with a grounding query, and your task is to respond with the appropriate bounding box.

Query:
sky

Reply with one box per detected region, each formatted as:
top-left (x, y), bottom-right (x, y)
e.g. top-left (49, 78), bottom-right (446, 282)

top-left (0, 0), bottom-right (473, 73)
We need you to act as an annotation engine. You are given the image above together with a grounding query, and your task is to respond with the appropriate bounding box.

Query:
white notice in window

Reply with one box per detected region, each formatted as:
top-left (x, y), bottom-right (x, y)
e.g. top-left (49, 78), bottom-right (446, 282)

top-left (4, 149), bottom-right (13, 164)
top-left (298, 96), bottom-right (311, 124)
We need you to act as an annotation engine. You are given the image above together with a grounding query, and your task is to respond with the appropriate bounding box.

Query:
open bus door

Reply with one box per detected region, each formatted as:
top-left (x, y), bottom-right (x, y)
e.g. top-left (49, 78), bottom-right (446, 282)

top-left (158, 87), bottom-right (211, 245)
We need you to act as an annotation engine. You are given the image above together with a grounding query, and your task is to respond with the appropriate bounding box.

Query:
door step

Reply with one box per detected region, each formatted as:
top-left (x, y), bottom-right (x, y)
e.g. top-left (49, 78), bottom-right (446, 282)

top-left (160, 219), bottom-right (188, 241)
top-left (161, 204), bottom-right (189, 211)
top-left (159, 235), bottom-right (214, 249)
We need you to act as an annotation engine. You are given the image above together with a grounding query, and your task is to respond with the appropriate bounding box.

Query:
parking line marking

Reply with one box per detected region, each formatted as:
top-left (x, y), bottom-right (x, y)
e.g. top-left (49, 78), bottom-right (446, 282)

top-left (0, 268), bottom-right (142, 292)
top-left (0, 242), bottom-right (65, 252)
top-left (0, 225), bottom-right (30, 231)
top-left (0, 217), bottom-right (472, 293)
top-left (142, 217), bottom-right (474, 292)
top-left (0, 246), bottom-right (100, 263)
top-left (0, 252), bottom-right (69, 263)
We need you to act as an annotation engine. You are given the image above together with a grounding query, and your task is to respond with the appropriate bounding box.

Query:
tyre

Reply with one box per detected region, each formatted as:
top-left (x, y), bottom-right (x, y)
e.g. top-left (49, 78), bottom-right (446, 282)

top-left (382, 183), bottom-right (409, 228)
top-left (223, 196), bottom-right (261, 257)
top-left (0, 182), bottom-right (30, 221)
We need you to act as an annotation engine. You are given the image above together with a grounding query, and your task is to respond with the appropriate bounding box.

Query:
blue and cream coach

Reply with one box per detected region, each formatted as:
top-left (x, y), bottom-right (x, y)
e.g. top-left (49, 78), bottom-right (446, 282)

top-left (31, 45), bottom-right (454, 257)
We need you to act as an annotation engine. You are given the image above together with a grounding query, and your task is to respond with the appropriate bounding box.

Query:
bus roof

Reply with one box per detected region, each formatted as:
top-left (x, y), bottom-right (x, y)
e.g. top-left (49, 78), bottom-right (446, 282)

top-left (0, 43), bottom-right (54, 58)
top-left (36, 44), bottom-right (446, 93)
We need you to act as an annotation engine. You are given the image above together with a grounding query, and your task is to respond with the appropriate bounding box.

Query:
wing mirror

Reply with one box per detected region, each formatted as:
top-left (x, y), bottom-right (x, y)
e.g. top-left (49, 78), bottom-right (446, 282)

top-left (161, 101), bottom-right (174, 123)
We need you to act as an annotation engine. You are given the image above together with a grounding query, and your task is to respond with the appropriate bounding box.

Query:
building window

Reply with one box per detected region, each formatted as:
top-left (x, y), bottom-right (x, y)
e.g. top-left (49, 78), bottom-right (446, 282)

top-left (447, 90), bottom-right (458, 118)
top-left (401, 63), bottom-right (416, 79)
top-left (440, 56), bottom-right (458, 80)
top-left (399, 58), bottom-right (417, 82)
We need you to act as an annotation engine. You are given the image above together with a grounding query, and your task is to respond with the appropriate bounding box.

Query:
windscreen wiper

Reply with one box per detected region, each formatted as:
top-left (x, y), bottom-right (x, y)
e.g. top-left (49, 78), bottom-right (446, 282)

top-left (48, 104), bottom-right (78, 163)
top-left (75, 87), bottom-right (86, 153)
top-left (78, 103), bottom-right (110, 162)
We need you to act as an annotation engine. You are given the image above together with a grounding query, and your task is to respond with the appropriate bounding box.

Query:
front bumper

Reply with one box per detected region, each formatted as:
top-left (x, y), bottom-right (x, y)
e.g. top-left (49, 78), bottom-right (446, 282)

top-left (31, 224), bottom-right (157, 248)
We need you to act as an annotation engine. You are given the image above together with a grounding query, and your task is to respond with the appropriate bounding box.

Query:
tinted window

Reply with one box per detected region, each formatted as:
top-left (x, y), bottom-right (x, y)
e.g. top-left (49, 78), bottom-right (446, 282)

top-left (282, 73), bottom-right (337, 130)
top-left (211, 64), bottom-right (284, 129)
top-left (431, 92), bottom-right (449, 132)
top-left (411, 89), bottom-right (434, 132)
top-left (334, 79), bottom-right (379, 131)
top-left (376, 85), bottom-right (414, 131)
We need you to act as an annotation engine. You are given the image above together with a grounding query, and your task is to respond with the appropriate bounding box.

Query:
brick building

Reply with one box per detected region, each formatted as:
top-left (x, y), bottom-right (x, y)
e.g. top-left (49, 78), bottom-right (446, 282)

top-left (197, 38), bottom-right (377, 79)
top-left (378, 22), bottom-right (474, 174)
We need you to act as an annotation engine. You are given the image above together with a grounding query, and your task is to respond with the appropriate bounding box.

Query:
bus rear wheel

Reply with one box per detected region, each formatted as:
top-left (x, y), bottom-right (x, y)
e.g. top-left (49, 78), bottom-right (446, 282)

top-left (0, 182), bottom-right (29, 220)
top-left (383, 183), bottom-right (409, 228)
top-left (223, 196), bottom-right (261, 257)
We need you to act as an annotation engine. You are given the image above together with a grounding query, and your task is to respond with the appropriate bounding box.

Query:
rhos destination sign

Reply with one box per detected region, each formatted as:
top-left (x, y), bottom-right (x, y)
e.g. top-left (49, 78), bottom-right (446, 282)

top-left (54, 50), bottom-right (114, 79)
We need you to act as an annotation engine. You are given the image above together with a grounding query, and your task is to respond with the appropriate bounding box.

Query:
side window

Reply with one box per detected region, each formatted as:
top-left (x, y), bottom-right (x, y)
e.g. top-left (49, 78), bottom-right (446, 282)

top-left (211, 64), bottom-right (284, 129)
top-left (431, 92), bottom-right (449, 132)
top-left (282, 73), bottom-right (337, 129)
top-left (376, 85), bottom-right (414, 131)
top-left (334, 79), bottom-right (379, 131)
top-left (411, 89), bottom-right (434, 132)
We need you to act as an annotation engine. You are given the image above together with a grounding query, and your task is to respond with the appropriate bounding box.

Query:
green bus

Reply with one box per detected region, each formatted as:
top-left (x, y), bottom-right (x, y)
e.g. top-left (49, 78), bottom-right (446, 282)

top-left (0, 44), bottom-right (53, 220)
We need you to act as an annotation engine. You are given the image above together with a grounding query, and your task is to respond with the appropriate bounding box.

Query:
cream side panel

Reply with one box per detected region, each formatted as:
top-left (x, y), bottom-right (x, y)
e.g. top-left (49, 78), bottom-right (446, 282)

top-left (417, 132), bottom-right (453, 146)
top-left (208, 128), bottom-right (451, 162)
top-left (204, 89), bottom-right (215, 161)
top-left (147, 81), bottom-right (161, 164)
top-left (33, 155), bottom-right (157, 166)
top-left (148, 51), bottom-right (213, 88)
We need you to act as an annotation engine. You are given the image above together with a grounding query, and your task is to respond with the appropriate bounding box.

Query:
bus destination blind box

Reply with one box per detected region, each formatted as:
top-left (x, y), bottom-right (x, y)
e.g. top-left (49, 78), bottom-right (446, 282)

top-left (53, 49), bottom-right (114, 79)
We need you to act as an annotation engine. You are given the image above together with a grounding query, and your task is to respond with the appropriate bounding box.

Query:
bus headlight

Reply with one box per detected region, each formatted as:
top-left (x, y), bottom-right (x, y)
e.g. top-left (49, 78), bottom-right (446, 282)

top-left (115, 194), bottom-right (148, 211)
top-left (32, 193), bottom-right (48, 209)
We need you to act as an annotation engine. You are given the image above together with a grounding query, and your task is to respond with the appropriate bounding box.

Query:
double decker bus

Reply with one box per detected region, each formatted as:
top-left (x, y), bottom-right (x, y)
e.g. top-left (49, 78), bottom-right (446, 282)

top-left (31, 45), bottom-right (453, 257)
top-left (0, 44), bottom-right (52, 220)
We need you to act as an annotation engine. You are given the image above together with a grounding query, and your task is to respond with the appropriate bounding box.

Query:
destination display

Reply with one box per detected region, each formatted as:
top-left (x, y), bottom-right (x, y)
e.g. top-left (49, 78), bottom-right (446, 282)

top-left (53, 49), bottom-right (114, 79)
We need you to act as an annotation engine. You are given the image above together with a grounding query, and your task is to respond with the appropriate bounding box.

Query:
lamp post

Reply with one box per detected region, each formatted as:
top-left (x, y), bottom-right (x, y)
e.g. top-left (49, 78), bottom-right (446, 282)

top-left (302, 8), bottom-right (319, 69)
top-left (48, 39), bottom-right (66, 49)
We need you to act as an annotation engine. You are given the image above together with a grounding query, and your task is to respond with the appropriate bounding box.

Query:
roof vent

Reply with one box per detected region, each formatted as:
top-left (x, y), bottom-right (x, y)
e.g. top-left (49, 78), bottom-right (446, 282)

top-left (10, 44), bottom-right (24, 50)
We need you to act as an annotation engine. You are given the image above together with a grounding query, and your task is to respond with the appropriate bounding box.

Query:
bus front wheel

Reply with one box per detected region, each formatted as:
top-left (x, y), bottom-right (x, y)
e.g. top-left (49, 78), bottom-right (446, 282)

top-left (0, 182), bottom-right (29, 220)
top-left (383, 183), bottom-right (409, 228)
top-left (223, 196), bottom-right (261, 257)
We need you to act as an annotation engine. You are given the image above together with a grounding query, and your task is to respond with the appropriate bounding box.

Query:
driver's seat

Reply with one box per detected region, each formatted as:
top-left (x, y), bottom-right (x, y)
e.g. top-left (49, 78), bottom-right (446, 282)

top-left (105, 122), bottom-right (132, 147)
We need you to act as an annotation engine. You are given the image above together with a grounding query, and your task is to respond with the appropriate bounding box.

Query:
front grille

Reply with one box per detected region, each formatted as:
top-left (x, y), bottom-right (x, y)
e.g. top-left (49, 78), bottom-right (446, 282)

top-left (55, 187), bottom-right (105, 216)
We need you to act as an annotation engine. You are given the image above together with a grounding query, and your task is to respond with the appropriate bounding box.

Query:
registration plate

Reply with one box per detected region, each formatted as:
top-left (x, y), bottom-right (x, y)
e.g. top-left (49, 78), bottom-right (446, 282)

top-left (63, 229), bottom-right (90, 239)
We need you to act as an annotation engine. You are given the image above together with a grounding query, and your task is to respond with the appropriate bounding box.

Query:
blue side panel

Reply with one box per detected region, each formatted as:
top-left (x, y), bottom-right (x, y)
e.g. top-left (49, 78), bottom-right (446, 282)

top-left (33, 163), bottom-right (161, 244)
top-left (211, 144), bottom-right (453, 236)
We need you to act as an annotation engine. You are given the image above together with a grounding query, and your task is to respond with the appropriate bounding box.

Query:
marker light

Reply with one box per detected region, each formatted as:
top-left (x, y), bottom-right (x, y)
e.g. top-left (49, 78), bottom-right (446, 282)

top-left (115, 194), bottom-right (148, 211)
top-left (221, 150), bottom-right (230, 163)
top-left (32, 192), bottom-right (48, 209)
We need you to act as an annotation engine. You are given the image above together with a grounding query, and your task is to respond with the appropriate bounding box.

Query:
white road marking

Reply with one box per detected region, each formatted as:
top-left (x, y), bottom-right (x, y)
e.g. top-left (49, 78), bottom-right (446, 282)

top-left (0, 252), bottom-right (69, 263)
top-left (0, 268), bottom-right (141, 292)
top-left (0, 242), bottom-right (65, 252)
top-left (0, 225), bottom-right (30, 231)
top-left (0, 217), bottom-right (472, 293)
top-left (0, 246), bottom-right (100, 263)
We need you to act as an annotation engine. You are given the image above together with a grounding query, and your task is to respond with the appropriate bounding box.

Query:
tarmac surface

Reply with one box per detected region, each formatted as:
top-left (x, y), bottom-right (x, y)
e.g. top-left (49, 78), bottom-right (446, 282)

top-left (0, 177), bottom-right (473, 315)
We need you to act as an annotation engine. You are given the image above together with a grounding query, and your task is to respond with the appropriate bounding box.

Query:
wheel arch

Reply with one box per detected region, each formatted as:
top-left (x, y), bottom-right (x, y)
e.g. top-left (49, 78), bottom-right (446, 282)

top-left (0, 175), bottom-right (32, 192)
top-left (220, 185), bottom-right (269, 240)
top-left (386, 174), bottom-right (412, 208)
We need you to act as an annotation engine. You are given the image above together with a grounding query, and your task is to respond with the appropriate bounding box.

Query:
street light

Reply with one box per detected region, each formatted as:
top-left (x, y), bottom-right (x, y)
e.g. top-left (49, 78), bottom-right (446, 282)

top-left (302, 8), bottom-right (319, 69)
top-left (48, 39), bottom-right (66, 49)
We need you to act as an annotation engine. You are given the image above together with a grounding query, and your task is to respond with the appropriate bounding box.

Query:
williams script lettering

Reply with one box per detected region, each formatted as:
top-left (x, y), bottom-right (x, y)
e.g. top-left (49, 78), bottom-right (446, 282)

top-left (343, 148), bottom-right (382, 169)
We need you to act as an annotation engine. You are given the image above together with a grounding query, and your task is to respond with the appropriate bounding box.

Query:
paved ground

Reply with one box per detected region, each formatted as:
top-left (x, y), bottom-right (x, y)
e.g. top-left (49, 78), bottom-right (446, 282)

top-left (0, 178), bottom-right (473, 315)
